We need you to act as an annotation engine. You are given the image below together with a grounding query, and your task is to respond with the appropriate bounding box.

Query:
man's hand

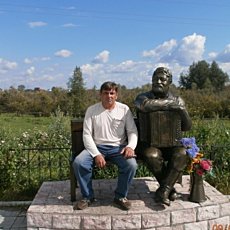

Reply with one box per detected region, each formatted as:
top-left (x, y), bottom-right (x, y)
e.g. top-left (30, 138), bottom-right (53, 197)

top-left (121, 147), bottom-right (137, 159)
top-left (95, 154), bottom-right (106, 168)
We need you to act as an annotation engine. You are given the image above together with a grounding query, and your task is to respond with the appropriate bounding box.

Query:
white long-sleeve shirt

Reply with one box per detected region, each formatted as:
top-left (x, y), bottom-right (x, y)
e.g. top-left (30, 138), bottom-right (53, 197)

top-left (83, 101), bottom-right (138, 157)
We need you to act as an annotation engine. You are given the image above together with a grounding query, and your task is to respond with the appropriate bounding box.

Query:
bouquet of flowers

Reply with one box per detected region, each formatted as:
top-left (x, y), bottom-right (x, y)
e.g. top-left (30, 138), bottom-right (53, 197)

top-left (180, 137), bottom-right (212, 176)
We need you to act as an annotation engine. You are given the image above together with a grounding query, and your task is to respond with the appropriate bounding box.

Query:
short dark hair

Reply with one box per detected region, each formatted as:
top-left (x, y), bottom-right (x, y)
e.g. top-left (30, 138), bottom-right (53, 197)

top-left (100, 81), bottom-right (118, 93)
top-left (152, 67), bottom-right (172, 84)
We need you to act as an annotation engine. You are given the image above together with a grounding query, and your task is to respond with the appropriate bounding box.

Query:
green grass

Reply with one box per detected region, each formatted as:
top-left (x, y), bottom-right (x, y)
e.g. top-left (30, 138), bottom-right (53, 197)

top-left (0, 113), bottom-right (53, 134)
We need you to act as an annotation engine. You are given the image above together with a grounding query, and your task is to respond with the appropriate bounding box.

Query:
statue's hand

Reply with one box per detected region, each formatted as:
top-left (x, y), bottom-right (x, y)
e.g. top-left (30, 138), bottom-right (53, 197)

top-left (167, 97), bottom-right (185, 110)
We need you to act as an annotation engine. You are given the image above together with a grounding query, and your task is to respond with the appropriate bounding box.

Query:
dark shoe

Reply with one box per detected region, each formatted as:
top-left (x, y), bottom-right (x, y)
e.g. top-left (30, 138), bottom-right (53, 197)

top-left (113, 197), bottom-right (131, 210)
top-left (169, 188), bottom-right (182, 201)
top-left (73, 198), bottom-right (96, 210)
top-left (155, 186), bottom-right (171, 206)
top-left (169, 188), bottom-right (177, 201)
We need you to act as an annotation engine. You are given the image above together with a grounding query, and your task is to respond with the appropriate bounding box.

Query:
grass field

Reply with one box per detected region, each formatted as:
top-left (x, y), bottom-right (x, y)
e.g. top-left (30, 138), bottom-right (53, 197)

top-left (1, 113), bottom-right (67, 134)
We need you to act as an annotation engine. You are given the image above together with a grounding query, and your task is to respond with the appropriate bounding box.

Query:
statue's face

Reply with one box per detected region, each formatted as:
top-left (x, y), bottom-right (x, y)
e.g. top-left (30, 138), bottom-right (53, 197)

top-left (152, 73), bottom-right (170, 97)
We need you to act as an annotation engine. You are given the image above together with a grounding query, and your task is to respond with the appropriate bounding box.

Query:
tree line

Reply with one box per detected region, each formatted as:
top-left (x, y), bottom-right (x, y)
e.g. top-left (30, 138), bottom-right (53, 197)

top-left (0, 60), bottom-right (229, 118)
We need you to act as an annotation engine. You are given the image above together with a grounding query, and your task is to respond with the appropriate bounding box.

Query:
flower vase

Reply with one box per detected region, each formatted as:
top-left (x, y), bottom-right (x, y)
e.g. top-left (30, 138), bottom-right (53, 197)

top-left (189, 172), bottom-right (206, 203)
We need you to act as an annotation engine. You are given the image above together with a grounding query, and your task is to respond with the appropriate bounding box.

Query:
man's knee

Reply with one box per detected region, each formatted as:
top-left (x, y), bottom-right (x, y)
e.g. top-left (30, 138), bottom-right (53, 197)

top-left (127, 158), bottom-right (138, 172)
top-left (72, 155), bottom-right (81, 169)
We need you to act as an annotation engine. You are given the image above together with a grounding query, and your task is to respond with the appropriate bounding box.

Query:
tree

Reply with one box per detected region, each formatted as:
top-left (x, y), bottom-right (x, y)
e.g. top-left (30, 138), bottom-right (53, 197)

top-left (209, 61), bottom-right (229, 91)
top-left (179, 60), bottom-right (229, 91)
top-left (67, 66), bottom-right (87, 117)
top-left (17, 85), bottom-right (25, 91)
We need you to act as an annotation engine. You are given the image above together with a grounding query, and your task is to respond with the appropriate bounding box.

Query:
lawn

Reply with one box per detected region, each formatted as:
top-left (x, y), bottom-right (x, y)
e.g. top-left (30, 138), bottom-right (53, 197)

top-left (1, 113), bottom-right (59, 134)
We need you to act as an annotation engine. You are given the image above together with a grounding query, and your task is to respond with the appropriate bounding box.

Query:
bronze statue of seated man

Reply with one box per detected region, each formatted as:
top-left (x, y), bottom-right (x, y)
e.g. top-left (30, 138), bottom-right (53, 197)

top-left (135, 67), bottom-right (192, 206)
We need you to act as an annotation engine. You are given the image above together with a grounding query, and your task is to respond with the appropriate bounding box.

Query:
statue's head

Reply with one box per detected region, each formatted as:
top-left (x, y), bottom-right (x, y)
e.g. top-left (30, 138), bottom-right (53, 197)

top-left (152, 67), bottom-right (172, 97)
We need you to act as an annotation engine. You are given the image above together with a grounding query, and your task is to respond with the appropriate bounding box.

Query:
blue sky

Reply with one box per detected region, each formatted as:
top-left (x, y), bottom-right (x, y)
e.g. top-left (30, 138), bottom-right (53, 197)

top-left (1, 0), bottom-right (230, 90)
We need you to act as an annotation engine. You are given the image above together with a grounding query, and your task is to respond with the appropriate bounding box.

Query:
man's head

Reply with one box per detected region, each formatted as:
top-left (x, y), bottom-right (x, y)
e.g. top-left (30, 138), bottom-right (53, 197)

top-left (152, 67), bottom-right (172, 98)
top-left (100, 81), bottom-right (118, 109)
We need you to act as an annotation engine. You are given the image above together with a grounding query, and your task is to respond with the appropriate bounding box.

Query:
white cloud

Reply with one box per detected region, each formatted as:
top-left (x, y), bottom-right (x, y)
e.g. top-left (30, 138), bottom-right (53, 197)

top-left (92, 50), bottom-right (110, 63)
top-left (24, 57), bottom-right (51, 64)
top-left (41, 57), bottom-right (51, 61)
top-left (62, 23), bottom-right (77, 27)
top-left (169, 33), bottom-right (206, 65)
top-left (65, 6), bottom-right (76, 10)
top-left (54, 49), bottom-right (73, 58)
top-left (26, 66), bottom-right (35, 76)
top-left (0, 58), bottom-right (17, 73)
top-left (81, 63), bottom-right (103, 76)
top-left (28, 21), bottom-right (47, 28)
top-left (213, 44), bottom-right (230, 63)
top-left (24, 58), bottom-right (32, 64)
top-left (218, 62), bottom-right (230, 76)
top-left (142, 39), bottom-right (177, 59)
top-left (112, 60), bottom-right (136, 73)
top-left (142, 33), bottom-right (206, 66)
top-left (208, 52), bottom-right (218, 59)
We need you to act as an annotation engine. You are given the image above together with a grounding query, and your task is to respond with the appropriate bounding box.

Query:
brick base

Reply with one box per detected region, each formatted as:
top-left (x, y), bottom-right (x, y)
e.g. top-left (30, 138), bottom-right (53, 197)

top-left (27, 176), bottom-right (230, 230)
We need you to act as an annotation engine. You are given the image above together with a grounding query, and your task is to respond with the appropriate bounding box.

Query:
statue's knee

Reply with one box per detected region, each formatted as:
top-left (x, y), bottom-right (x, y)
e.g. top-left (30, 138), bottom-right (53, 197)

top-left (173, 147), bottom-right (187, 160)
top-left (143, 147), bottom-right (161, 160)
top-left (171, 147), bottom-right (189, 170)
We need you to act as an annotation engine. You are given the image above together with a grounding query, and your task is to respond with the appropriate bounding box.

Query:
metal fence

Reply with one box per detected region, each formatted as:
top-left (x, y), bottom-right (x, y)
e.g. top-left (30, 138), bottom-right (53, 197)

top-left (7, 147), bottom-right (71, 188)
top-left (3, 144), bottom-right (229, 193)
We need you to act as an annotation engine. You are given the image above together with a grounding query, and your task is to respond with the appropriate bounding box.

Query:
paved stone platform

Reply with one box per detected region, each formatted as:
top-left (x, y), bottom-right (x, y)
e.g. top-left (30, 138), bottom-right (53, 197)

top-left (27, 176), bottom-right (230, 230)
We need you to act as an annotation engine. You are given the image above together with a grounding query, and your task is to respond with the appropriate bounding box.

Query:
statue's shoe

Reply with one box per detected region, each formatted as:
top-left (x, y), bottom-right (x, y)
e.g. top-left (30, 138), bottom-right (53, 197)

top-left (154, 186), bottom-right (171, 206)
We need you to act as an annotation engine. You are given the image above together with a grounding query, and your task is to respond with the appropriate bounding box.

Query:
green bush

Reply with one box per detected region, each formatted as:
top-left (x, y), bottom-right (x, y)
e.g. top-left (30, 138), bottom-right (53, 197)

top-left (185, 119), bottom-right (230, 194)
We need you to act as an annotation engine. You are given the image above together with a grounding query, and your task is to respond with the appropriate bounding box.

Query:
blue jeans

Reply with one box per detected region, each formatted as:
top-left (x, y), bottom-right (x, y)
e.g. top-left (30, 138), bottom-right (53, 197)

top-left (72, 145), bottom-right (138, 200)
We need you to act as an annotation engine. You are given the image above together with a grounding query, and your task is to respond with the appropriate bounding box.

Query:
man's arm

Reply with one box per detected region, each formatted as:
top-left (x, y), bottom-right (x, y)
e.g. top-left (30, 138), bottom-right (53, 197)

top-left (83, 108), bottom-right (101, 158)
top-left (83, 109), bottom-right (107, 168)
top-left (123, 108), bottom-right (138, 158)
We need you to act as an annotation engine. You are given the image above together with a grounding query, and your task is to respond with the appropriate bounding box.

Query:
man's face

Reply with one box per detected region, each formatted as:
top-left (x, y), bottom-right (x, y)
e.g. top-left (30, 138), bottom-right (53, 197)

top-left (100, 89), bottom-right (118, 109)
top-left (152, 73), bottom-right (170, 97)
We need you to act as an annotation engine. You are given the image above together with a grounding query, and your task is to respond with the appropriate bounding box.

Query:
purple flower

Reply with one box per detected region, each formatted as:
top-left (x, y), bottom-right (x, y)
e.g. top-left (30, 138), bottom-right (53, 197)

top-left (180, 137), bottom-right (200, 158)
top-left (180, 137), bottom-right (196, 148)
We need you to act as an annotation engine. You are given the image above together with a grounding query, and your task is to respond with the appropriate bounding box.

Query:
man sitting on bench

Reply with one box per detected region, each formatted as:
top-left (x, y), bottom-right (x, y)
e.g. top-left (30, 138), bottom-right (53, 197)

top-left (72, 81), bottom-right (138, 210)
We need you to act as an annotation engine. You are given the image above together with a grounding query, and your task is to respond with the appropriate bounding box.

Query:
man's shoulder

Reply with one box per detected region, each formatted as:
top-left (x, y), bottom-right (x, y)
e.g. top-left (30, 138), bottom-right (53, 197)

top-left (87, 102), bottom-right (101, 111)
top-left (116, 101), bottom-right (130, 110)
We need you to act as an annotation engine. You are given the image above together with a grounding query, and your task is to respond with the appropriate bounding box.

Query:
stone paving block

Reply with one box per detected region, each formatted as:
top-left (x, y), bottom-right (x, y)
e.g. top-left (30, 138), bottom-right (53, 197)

top-left (82, 215), bottom-right (111, 230)
top-left (112, 214), bottom-right (141, 230)
top-left (184, 220), bottom-right (208, 230)
top-left (53, 214), bottom-right (81, 229)
top-left (171, 208), bottom-right (196, 225)
top-left (197, 205), bottom-right (220, 221)
top-left (27, 212), bottom-right (52, 228)
top-left (208, 216), bottom-right (230, 229)
top-left (142, 212), bottom-right (170, 228)
top-left (220, 202), bottom-right (230, 216)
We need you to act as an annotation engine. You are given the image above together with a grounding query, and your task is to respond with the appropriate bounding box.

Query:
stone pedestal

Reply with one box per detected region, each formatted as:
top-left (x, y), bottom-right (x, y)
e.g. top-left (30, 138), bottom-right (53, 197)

top-left (27, 176), bottom-right (230, 230)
